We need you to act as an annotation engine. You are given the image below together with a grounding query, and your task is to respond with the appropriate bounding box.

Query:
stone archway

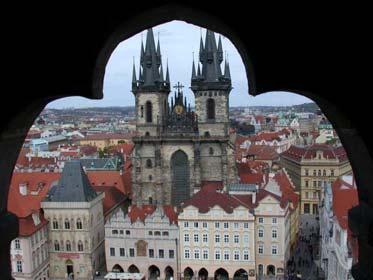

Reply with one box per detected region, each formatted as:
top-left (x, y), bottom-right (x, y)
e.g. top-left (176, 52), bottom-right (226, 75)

top-left (128, 264), bottom-right (139, 273)
top-left (198, 268), bottom-right (208, 280)
top-left (148, 265), bottom-right (160, 280)
top-left (214, 268), bottom-right (228, 280)
top-left (65, 259), bottom-right (74, 279)
top-left (165, 266), bottom-right (174, 280)
top-left (184, 267), bottom-right (194, 280)
top-left (233, 269), bottom-right (248, 280)
top-left (112, 264), bottom-right (124, 273)
top-left (266, 265), bottom-right (275, 276)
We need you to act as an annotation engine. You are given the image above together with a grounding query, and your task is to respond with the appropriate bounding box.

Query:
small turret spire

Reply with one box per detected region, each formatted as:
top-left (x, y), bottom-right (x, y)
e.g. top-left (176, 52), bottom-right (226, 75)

top-left (191, 54), bottom-right (197, 80)
top-left (165, 60), bottom-right (170, 84)
top-left (132, 57), bottom-right (137, 84)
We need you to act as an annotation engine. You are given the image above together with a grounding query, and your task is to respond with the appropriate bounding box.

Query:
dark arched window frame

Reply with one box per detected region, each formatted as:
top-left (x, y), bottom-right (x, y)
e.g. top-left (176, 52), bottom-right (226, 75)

top-left (146, 101), bottom-right (152, 123)
top-left (146, 159), bottom-right (152, 168)
top-left (207, 98), bottom-right (215, 120)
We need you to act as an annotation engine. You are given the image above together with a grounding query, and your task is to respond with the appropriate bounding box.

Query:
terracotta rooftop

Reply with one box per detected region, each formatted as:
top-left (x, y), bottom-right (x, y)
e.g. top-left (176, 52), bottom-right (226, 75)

top-left (281, 144), bottom-right (348, 162)
top-left (127, 205), bottom-right (178, 224)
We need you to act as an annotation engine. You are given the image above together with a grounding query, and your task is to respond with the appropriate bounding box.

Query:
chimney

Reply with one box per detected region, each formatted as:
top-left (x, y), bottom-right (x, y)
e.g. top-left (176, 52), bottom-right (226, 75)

top-left (252, 192), bottom-right (256, 204)
top-left (19, 183), bottom-right (28, 196)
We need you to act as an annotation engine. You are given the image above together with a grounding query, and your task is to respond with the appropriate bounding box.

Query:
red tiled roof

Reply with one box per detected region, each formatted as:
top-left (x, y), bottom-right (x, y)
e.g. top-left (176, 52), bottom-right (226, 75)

top-left (281, 144), bottom-right (348, 162)
top-left (332, 177), bottom-right (359, 230)
top-left (8, 172), bottom-right (61, 218)
top-left (84, 133), bottom-right (134, 141)
top-left (87, 171), bottom-right (130, 195)
top-left (110, 143), bottom-right (134, 157)
top-left (273, 170), bottom-right (299, 210)
top-left (246, 145), bottom-right (279, 160)
top-left (127, 205), bottom-right (177, 224)
top-left (18, 214), bottom-right (48, 237)
top-left (182, 182), bottom-right (252, 213)
top-left (79, 145), bottom-right (98, 156)
top-left (92, 186), bottom-right (127, 217)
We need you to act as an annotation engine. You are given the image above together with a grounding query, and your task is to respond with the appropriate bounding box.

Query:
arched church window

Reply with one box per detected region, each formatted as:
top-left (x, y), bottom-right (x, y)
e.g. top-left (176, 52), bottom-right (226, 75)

top-left (207, 98), bottom-right (215, 120)
top-left (78, 240), bottom-right (83, 251)
top-left (66, 240), bottom-right (71, 251)
top-left (146, 159), bottom-right (152, 168)
top-left (76, 218), bottom-right (82, 229)
top-left (64, 219), bottom-right (70, 229)
top-left (146, 101), bottom-right (152, 123)
top-left (209, 147), bottom-right (214, 155)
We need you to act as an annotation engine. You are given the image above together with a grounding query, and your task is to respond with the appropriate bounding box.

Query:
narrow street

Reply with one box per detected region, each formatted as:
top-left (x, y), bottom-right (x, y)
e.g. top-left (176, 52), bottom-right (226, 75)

top-left (285, 214), bottom-right (322, 280)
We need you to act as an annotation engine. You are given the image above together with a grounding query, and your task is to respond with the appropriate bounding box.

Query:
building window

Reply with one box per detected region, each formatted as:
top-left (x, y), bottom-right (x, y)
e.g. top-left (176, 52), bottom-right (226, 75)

top-left (149, 249), bottom-right (154, 258)
top-left (243, 234), bottom-right (249, 244)
top-left (203, 222), bottom-right (208, 228)
top-left (52, 219), bottom-right (58, 229)
top-left (194, 222), bottom-right (199, 228)
top-left (224, 250), bottom-right (230, 260)
top-left (323, 170), bottom-right (326, 176)
top-left (78, 241), bottom-right (83, 251)
top-left (258, 244), bottom-right (264, 254)
top-left (154, 231), bottom-right (161, 236)
top-left (230, 235), bottom-right (238, 244)
top-left (243, 250), bottom-right (249, 260)
top-left (304, 203), bottom-right (310, 214)
top-left (159, 249), bottom-right (164, 258)
top-left (184, 249), bottom-right (190, 259)
top-left (318, 170), bottom-right (321, 176)
top-left (272, 245), bottom-right (278, 255)
top-left (215, 234), bottom-right (220, 243)
top-left (244, 222), bottom-right (249, 229)
top-left (16, 261), bottom-right (22, 272)
top-left (313, 181), bottom-right (317, 187)
top-left (224, 234), bottom-right (229, 243)
top-left (140, 106), bottom-right (144, 118)
top-left (203, 234), bottom-right (208, 243)
top-left (162, 231), bottom-right (169, 236)
top-left (146, 101), bottom-right (152, 123)
top-left (112, 229), bottom-right (118, 235)
top-left (184, 233), bottom-right (190, 243)
top-left (203, 249), bottom-right (209, 259)
top-left (215, 222), bottom-right (220, 228)
top-left (207, 98), bottom-right (215, 119)
top-left (76, 219), bottom-right (82, 229)
top-left (331, 169), bottom-right (334, 176)
top-left (66, 241), bottom-right (71, 251)
top-left (110, 248), bottom-right (115, 256)
top-left (146, 159), bottom-right (152, 168)
top-left (272, 218), bottom-right (277, 224)
top-left (184, 221), bottom-right (189, 228)
top-left (194, 249), bottom-right (200, 259)
top-left (234, 250), bottom-right (240, 260)
top-left (305, 180), bottom-right (309, 187)
top-left (120, 248), bottom-right (125, 257)
top-left (148, 231), bottom-right (153, 236)
top-left (64, 219), bottom-right (70, 229)
top-left (215, 250), bottom-right (221, 260)
top-left (305, 169), bottom-right (309, 176)
top-left (223, 222), bottom-right (229, 229)
top-left (313, 170), bottom-right (317, 176)
top-left (194, 234), bottom-right (199, 243)
top-left (169, 250), bottom-right (174, 259)
top-left (129, 248), bottom-right (135, 257)
top-left (234, 222), bottom-right (239, 229)
top-left (120, 230), bottom-right (124, 235)
top-left (258, 228), bottom-right (264, 238)
top-left (209, 147), bottom-right (214, 155)
top-left (272, 229), bottom-right (278, 239)
top-left (14, 239), bottom-right (20, 250)
top-left (54, 240), bottom-right (60, 251)
top-left (126, 230), bottom-right (131, 235)
top-left (258, 217), bottom-right (264, 223)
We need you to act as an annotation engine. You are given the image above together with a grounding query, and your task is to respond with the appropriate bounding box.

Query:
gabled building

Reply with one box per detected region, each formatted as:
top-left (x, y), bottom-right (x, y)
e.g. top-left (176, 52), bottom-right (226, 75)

top-left (104, 205), bottom-right (178, 279)
top-left (41, 161), bottom-right (105, 279)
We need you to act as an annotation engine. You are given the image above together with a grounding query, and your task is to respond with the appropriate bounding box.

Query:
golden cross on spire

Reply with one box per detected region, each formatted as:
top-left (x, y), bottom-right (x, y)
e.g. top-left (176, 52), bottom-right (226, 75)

top-left (173, 82), bottom-right (184, 92)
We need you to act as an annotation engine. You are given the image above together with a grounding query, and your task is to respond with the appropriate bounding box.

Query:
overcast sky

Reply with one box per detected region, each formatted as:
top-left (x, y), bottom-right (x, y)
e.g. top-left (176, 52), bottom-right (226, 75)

top-left (48, 21), bottom-right (312, 109)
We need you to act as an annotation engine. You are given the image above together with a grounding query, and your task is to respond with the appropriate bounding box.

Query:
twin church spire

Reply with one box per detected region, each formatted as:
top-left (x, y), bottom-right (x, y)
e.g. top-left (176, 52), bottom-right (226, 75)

top-left (132, 28), bottom-right (170, 93)
top-left (132, 28), bottom-right (231, 93)
top-left (191, 30), bottom-right (231, 86)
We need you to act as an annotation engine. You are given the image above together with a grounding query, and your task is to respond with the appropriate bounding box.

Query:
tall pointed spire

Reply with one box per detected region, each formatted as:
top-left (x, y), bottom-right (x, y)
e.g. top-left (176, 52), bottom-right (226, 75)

top-left (132, 58), bottom-right (137, 85)
top-left (191, 28), bottom-right (231, 91)
top-left (224, 59), bottom-right (231, 80)
top-left (165, 60), bottom-right (170, 84)
top-left (133, 28), bottom-right (170, 93)
top-left (191, 58), bottom-right (197, 80)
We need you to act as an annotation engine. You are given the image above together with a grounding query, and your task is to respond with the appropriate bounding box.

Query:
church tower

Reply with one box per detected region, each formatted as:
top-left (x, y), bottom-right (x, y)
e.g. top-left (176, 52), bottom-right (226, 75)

top-left (191, 30), bottom-right (232, 137)
top-left (132, 28), bottom-right (170, 137)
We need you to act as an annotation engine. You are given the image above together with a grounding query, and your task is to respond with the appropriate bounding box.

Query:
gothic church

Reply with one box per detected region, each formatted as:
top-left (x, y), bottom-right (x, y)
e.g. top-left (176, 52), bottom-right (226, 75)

top-left (131, 28), bottom-right (237, 206)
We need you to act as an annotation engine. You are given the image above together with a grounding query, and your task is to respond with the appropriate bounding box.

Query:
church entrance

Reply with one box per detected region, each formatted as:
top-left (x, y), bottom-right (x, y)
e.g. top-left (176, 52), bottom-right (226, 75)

top-left (171, 150), bottom-right (190, 205)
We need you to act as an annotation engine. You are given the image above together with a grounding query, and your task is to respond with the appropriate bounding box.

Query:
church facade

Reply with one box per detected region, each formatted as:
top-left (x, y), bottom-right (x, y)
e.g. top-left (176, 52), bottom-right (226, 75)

top-left (131, 28), bottom-right (237, 206)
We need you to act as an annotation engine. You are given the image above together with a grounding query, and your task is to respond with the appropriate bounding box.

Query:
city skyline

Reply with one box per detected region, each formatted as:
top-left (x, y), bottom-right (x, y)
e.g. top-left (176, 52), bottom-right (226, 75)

top-left (47, 21), bottom-right (312, 109)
